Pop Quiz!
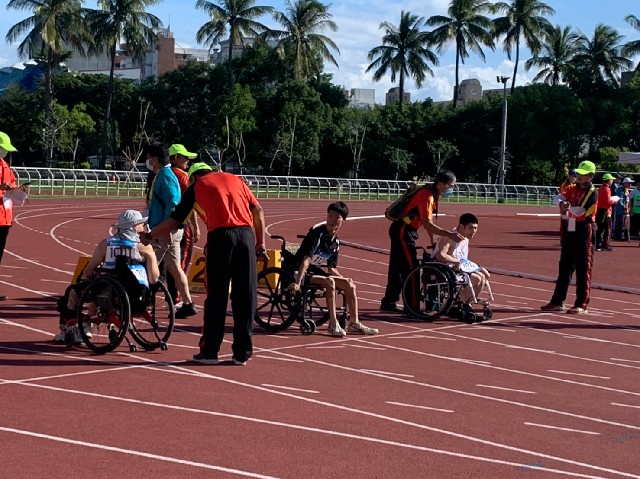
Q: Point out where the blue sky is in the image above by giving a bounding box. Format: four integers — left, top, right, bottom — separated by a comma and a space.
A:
1, 0, 639, 102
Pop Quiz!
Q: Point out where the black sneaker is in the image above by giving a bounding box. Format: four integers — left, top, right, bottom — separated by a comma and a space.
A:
175, 302, 197, 319
192, 353, 218, 365
379, 303, 402, 313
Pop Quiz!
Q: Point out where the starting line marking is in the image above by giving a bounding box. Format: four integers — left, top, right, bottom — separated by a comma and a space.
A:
547, 370, 610, 380
386, 401, 454, 413
524, 422, 600, 436
476, 384, 537, 395
610, 358, 640, 365
256, 356, 304, 363
361, 369, 415, 378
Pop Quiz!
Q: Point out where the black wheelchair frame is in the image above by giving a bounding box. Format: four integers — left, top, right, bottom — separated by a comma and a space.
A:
58, 254, 175, 354
401, 247, 493, 324
254, 235, 348, 335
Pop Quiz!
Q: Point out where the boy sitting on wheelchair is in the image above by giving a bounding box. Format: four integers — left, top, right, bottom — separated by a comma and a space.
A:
286, 202, 379, 337
431, 213, 490, 308
54, 209, 160, 342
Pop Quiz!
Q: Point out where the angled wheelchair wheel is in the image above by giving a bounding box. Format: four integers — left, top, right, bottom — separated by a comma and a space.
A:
299, 319, 316, 335
77, 276, 130, 354
255, 267, 299, 332
402, 263, 456, 321
129, 281, 175, 351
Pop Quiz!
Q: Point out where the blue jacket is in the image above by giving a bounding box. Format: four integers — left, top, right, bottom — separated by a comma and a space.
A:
148, 165, 181, 228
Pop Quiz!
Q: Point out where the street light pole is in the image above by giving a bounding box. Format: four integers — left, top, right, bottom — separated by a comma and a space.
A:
497, 76, 510, 190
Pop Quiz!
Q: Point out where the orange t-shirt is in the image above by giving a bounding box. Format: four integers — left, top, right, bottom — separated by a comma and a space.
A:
0, 158, 17, 226
171, 167, 189, 193
403, 187, 437, 230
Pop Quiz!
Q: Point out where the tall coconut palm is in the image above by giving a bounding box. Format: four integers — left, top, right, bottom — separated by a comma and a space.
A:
427, 0, 495, 107
366, 11, 438, 108
86, 0, 162, 167
568, 24, 632, 89
622, 14, 640, 67
525, 24, 579, 85
268, 0, 339, 81
491, 0, 555, 93
6, 0, 89, 163
195, 0, 273, 84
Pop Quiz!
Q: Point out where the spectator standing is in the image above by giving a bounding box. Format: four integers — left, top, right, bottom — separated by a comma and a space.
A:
0, 132, 18, 301
146, 145, 197, 318
143, 169, 266, 366
541, 161, 598, 314
379, 170, 463, 318
612, 177, 633, 241
628, 180, 640, 238
595, 173, 616, 251
559, 169, 577, 196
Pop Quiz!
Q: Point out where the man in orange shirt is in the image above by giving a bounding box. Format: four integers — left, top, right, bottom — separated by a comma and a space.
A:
542, 161, 598, 314
166, 144, 200, 307
380, 170, 464, 318
144, 169, 266, 366
0, 132, 19, 301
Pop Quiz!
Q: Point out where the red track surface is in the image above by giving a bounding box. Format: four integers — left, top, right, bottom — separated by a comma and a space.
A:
0, 198, 638, 479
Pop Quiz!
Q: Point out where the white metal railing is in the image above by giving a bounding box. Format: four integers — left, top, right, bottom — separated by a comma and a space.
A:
11, 167, 560, 204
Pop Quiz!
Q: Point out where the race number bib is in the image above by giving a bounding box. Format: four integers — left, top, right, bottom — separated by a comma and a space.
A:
459, 259, 482, 273
128, 264, 149, 287
310, 250, 331, 266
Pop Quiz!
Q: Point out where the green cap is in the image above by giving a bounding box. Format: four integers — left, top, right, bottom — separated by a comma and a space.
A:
574, 160, 596, 175
0, 131, 17, 152
188, 162, 213, 178
602, 173, 615, 180
168, 144, 197, 159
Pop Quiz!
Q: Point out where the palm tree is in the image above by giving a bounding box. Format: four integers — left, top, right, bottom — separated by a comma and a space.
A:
427, 0, 495, 107
195, 0, 273, 83
568, 24, 632, 89
622, 14, 640, 68
267, 0, 339, 81
366, 11, 438, 108
6, 0, 89, 164
85, 0, 162, 167
525, 24, 579, 85
491, 0, 555, 93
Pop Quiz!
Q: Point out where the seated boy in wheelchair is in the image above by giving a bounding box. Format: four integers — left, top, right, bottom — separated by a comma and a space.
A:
431, 213, 491, 314
54, 209, 160, 342
286, 202, 379, 337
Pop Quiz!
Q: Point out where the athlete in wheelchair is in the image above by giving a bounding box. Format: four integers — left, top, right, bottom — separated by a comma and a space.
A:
55, 210, 175, 353
402, 213, 493, 323
255, 202, 378, 336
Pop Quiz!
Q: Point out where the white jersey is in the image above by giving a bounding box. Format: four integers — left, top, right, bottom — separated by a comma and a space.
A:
432, 228, 469, 261
103, 236, 148, 287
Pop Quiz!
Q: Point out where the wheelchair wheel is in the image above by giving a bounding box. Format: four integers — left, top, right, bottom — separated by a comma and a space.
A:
300, 319, 316, 335
402, 263, 456, 321
77, 276, 130, 354
129, 281, 175, 351
255, 267, 299, 332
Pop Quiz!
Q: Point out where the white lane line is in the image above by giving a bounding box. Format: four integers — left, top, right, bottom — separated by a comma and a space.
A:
611, 403, 640, 410
0, 274, 13, 278
524, 423, 600, 436
466, 327, 516, 333
256, 356, 304, 363
386, 401, 454, 413
41, 279, 71, 284
476, 385, 537, 395
260, 384, 320, 394
0, 265, 26, 269
347, 344, 387, 351
391, 335, 456, 340
0, 426, 281, 479
547, 370, 610, 380
306, 345, 345, 349
610, 358, 640, 364
361, 369, 415, 378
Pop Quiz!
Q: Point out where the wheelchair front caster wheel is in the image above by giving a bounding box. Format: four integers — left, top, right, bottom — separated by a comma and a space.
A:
300, 319, 316, 335
129, 344, 138, 352
483, 308, 493, 321
160, 342, 168, 351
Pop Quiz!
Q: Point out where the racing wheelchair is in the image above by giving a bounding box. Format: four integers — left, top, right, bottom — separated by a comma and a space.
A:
57, 248, 175, 354
402, 247, 493, 324
254, 235, 348, 335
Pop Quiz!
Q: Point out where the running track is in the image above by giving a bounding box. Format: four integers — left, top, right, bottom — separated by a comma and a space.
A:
0, 199, 638, 479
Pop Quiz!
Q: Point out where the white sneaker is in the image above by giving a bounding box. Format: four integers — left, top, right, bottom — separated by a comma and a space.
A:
347, 322, 379, 335
53, 325, 82, 343
328, 323, 346, 337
